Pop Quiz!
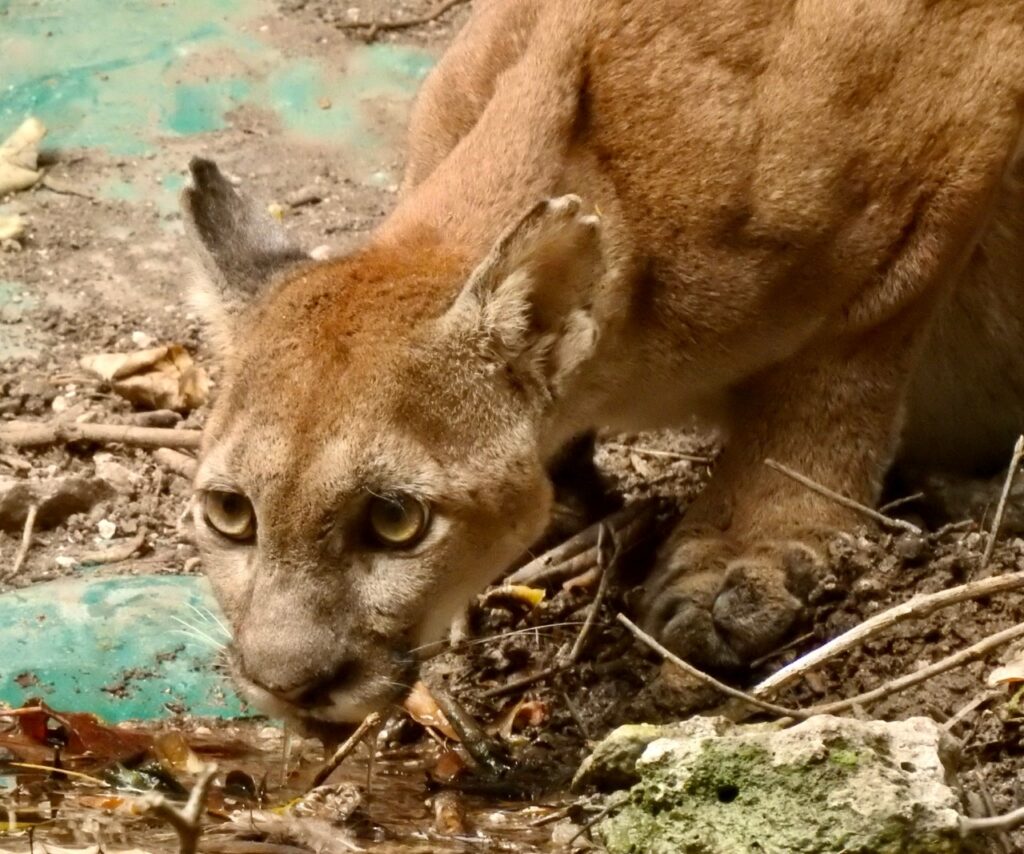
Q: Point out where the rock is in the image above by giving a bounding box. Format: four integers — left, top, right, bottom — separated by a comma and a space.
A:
0, 476, 115, 532
93, 452, 141, 494
132, 409, 182, 427
285, 184, 323, 208
585, 715, 975, 854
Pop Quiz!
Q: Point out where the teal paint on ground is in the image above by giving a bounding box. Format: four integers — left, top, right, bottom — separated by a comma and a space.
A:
0, 1, 435, 157
0, 575, 247, 722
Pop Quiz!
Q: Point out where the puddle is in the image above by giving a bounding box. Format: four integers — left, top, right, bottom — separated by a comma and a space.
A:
0, 718, 566, 852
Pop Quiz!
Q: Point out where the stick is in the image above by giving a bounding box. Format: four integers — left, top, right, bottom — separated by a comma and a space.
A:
154, 447, 199, 479
961, 803, 1024, 835
615, 613, 811, 719
982, 435, 1024, 568
602, 442, 713, 464
482, 525, 618, 700
805, 620, 1024, 716
764, 458, 921, 535
336, 0, 468, 33
0, 420, 201, 450
754, 570, 1024, 697
6, 504, 38, 580
506, 501, 655, 587
428, 686, 513, 776
309, 712, 381, 789
141, 763, 217, 854
75, 529, 146, 566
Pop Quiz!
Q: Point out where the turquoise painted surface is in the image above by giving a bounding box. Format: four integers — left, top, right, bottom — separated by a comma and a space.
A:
0, 575, 246, 722
0, 0, 434, 155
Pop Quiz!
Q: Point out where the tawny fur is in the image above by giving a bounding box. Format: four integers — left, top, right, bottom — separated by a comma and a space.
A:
186, 0, 1024, 724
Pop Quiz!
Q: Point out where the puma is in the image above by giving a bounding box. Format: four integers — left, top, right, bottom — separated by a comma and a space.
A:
183, 0, 1024, 731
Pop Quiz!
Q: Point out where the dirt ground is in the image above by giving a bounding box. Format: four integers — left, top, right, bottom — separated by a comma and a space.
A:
2, 1, 1024, 852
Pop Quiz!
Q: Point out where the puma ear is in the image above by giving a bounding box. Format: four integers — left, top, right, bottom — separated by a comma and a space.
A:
181, 158, 308, 332
445, 195, 605, 395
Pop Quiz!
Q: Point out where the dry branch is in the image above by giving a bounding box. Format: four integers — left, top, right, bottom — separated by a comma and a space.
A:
754, 569, 1024, 698
155, 447, 199, 479
0, 420, 201, 450
982, 435, 1024, 568
76, 529, 147, 566
6, 503, 37, 580
310, 712, 381, 789
506, 500, 656, 588
142, 763, 218, 854
764, 458, 921, 535
603, 441, 713, 464
961, 803, 1024, 835
805, 620, 1024, 716
482, 524, 618, 700
615, 613, 812, 719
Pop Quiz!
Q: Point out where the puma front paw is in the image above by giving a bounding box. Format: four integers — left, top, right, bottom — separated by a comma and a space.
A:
640, 533, 823, 670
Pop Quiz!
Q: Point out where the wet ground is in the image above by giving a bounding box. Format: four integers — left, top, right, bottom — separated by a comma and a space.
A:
3, 1, 1024, 851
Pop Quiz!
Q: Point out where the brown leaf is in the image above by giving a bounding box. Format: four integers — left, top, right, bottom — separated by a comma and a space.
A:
80, 344, 209, 412
402, 681, 460, 741
0, 701, 152, 762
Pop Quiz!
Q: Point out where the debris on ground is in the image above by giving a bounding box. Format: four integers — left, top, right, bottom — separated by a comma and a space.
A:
79, 345, 210, 412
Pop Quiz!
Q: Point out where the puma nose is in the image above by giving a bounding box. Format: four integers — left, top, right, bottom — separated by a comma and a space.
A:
245, 658, 360, 707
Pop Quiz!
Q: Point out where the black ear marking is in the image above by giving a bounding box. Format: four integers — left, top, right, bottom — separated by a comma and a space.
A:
182, 157, 307, 304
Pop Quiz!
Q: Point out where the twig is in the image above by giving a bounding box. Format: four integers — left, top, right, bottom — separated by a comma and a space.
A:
805, 620, 1024, 716
615, 613, 811, 719
602, 442, 713, 464
428, 687, 513, 776
482, 525, 618, 700
506, 500, 656, 587
982, 435, 1024, 568
154, 447, 199, 479
75, 529, 146, 566
7, 504, 38, 580
754, 570, 1024, 698
878, 492, 925, 514
764, 458, 921, 535
0, 420, 201, 450
310, 712, 381, 789
336, 0, 468, 34
141, 763, 218, 854
960, 803, 1024, 835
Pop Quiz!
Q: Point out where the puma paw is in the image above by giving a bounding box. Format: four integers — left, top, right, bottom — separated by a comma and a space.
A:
640, 535, 823, 670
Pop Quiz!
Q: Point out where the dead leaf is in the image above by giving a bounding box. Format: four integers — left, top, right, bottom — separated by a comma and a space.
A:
0, 117, 45, 196
988, 656, 1024, 686
79, 344, 209, 412
402, 681, 460, 740
491, 698, 550, 739
430, 748, 468, 784
481, 584, 546, 610
152, 730, 205, 774
0, 701, 152, 763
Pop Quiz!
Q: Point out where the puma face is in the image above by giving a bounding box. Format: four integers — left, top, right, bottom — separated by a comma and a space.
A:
182, 160, 604, 731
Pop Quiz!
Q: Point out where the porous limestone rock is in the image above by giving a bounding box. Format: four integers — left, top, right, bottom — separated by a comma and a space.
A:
583, 714, 975, 854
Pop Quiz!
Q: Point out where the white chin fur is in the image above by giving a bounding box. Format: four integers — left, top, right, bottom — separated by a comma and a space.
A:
237, 675, 390, 726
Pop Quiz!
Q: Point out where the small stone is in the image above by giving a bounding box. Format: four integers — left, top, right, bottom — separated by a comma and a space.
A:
309, 244, 331, 261
55, 555, 77, 569
0, 304, 22, 324
318, 97, 332, 110
50, 395, 70, 413
97, 518, 116, 540
285, 185, 323, 208
93, 452, 140, 494
131, 330, 155, 349
132, 409, 182, 427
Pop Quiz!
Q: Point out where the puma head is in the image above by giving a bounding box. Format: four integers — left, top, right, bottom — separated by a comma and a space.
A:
182, 159, 604, 732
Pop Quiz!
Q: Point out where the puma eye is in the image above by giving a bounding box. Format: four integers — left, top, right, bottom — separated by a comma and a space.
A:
367, 494, 430, 548
203, 491, 256, 541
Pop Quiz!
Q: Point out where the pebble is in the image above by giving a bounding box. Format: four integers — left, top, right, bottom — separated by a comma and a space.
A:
97, 518, 117, 540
